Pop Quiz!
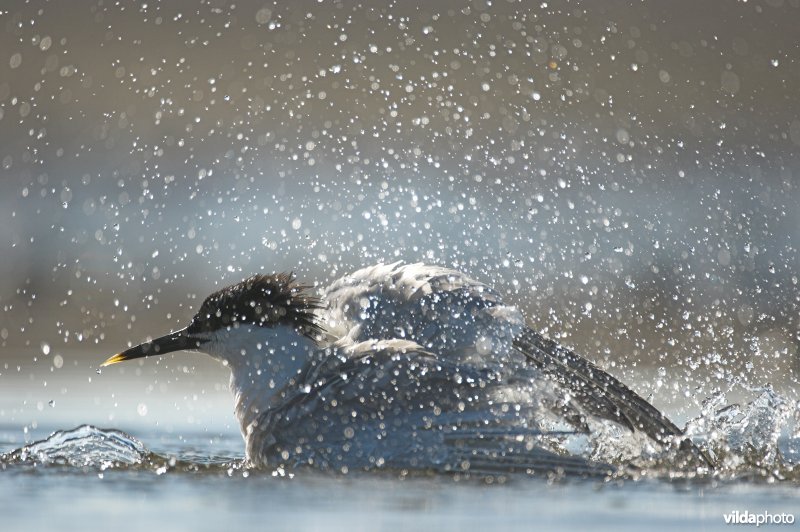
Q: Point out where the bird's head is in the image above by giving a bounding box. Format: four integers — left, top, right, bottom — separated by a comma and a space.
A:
102, 273, 322, 369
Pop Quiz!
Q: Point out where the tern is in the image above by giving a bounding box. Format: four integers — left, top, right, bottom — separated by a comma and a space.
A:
103, 262, 708, 473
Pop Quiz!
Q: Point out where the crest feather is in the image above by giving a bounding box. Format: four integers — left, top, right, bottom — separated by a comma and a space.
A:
188, 273, 322, 336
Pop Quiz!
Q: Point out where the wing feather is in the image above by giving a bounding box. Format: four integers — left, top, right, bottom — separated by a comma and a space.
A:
513, 327, 711, 465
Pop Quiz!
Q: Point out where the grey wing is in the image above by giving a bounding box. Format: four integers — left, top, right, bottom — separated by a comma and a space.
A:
266, 340, 503, 430
254, 341, 599, 474
321, 262, 524, 362
513, 327, 711, 465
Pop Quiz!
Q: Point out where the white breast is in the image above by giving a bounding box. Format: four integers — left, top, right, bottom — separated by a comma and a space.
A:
200, 325, 318, 441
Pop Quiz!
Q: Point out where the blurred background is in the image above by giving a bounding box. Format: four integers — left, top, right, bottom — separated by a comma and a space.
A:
1, 0, 798, 436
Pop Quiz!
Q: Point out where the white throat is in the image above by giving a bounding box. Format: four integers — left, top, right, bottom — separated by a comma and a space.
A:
200, 325, 318, 439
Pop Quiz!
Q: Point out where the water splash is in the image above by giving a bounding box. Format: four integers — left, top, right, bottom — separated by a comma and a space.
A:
2, 425, 148, 469
685, 385, 799, 481
1, 425, 245, 476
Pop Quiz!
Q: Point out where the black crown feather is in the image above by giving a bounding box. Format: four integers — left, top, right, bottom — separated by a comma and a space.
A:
187, 273, 322, 336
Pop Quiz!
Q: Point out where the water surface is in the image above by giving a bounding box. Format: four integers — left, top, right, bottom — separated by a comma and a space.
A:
2, 425, 798, 532
2, 358, 799, 532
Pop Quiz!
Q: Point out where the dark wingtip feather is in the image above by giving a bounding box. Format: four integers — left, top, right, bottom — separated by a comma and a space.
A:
514, 328, 713, 467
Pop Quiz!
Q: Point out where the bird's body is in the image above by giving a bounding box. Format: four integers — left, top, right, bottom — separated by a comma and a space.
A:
104, 262, 707, 474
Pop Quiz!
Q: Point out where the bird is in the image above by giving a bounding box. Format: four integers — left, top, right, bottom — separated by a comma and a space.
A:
102, 262, 709, 474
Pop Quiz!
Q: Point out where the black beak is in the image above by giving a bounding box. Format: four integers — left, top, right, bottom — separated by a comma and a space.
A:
101, 327, 206, 366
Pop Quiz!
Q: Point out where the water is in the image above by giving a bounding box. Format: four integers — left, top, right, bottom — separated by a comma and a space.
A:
1, 426, 798, 532
2, 366, 800, 531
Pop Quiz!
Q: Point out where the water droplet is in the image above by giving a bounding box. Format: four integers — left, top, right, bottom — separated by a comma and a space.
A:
255, 7, 272, 24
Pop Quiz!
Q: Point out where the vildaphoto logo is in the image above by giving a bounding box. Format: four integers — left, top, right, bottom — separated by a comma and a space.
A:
723, 511, 795, 526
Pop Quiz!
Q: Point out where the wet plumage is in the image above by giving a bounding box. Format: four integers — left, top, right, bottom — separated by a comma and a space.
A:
104, 262, 707, 473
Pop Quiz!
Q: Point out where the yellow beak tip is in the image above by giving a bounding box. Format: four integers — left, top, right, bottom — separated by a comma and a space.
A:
100, 353, 127, 367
